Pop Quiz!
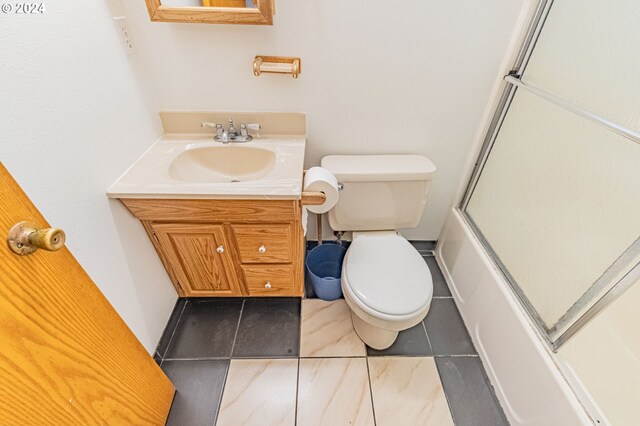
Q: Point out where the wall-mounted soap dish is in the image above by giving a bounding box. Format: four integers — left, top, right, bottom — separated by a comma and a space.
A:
253, 56, 301, 79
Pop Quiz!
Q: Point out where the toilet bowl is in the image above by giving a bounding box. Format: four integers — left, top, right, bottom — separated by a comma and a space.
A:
341, 231, 432, 349
321, 154, 437, 349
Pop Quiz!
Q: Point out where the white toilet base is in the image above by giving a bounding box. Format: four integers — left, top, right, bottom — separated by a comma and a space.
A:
343, 285, 431, 350
350, 310, 399, 349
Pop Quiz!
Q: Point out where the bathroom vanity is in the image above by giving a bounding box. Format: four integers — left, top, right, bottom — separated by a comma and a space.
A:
108, 111, 312, 297
120, 198, 304, 297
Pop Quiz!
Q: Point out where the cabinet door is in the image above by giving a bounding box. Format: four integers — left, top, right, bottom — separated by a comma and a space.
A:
152, 223, 242, 296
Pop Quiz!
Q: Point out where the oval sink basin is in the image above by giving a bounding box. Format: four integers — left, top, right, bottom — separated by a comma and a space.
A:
169, 146, 276, 183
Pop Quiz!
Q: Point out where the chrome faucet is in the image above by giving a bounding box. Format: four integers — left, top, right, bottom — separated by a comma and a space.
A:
226, 119, 238, 139
201, 119, 262, 144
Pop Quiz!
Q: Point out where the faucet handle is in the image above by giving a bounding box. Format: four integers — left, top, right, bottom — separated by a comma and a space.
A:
202, 122, 225, 138
245, 123, 262, 138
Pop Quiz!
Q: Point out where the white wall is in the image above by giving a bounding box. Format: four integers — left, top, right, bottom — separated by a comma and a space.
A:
0, 0, 177, 352
125, 0, 528, 240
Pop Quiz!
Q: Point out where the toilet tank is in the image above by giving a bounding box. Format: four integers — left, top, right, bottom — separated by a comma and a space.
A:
320, 155, 436, 231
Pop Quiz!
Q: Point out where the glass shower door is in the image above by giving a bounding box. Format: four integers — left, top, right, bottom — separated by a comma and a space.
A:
461, 0, 640, 349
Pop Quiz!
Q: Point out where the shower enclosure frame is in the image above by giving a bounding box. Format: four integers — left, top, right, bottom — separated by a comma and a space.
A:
457, 0, 640, 351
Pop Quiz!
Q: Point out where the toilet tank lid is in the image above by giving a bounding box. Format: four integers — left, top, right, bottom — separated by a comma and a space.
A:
321, 155, 436, 181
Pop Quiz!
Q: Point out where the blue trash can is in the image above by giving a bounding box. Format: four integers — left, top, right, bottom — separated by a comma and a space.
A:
305, 243, 347, 301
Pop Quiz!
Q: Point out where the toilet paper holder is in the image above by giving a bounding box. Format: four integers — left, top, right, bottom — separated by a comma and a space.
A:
253, 56, 301, 79
301, 183, 343, 245
301, 167, 343, 244
301, 191, 327, 206
300, 182, 343, 206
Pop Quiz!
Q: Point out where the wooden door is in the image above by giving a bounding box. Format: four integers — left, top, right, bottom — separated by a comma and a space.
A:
0, 164, 174, 425
152, 223, 242, 296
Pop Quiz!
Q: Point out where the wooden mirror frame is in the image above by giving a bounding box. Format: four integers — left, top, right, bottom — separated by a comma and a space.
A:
144, 0, 274, 25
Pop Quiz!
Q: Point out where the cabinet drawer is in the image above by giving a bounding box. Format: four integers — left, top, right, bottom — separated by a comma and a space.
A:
243, 265, 295, 296
231, 224, 293, 263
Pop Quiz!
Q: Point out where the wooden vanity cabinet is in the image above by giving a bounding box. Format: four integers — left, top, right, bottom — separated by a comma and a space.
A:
120, 198, 305, 298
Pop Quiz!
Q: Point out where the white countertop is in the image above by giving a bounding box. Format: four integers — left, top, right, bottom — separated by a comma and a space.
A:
107, 134, 306, 200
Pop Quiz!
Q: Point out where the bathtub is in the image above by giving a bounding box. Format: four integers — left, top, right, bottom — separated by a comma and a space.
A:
436, 209, 593, 425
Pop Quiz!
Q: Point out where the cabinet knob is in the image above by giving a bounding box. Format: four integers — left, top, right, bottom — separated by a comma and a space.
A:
265, 281, 272, 289
216, 245, 224, 253
258, 245, 266, 253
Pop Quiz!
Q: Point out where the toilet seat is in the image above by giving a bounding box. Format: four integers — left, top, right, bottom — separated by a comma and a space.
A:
342, 232, 432, 320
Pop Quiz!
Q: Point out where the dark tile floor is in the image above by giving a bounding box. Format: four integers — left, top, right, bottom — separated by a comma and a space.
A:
165, 298, 243, 359
232, 298, 301, 358
366, 322, 433, 357
155, 253, 508, 426
162, 360, 228, 426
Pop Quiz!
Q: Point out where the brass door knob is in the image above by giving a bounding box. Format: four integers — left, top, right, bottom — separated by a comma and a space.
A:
7, 221, 66, 256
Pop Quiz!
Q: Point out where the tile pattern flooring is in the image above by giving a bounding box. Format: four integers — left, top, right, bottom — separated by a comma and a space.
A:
155, 256, 508, 425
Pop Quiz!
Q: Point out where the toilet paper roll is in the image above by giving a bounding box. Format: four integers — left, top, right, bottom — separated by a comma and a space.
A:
302, 207, 308, 236
303, 166, 339, 214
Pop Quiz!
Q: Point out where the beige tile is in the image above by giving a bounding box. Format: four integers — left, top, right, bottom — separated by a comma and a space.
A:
297, 358, 374, 426
217, 359, 297, 426
368, 357, 454, 426
300, 299, 366, 357
160, 111, 306, 135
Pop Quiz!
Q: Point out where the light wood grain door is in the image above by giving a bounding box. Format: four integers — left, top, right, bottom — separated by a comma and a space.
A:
152, 223, 242, 296
0, 163, 174, 425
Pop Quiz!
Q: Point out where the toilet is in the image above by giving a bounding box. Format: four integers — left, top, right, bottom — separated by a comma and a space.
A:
321, 154, 437, 349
